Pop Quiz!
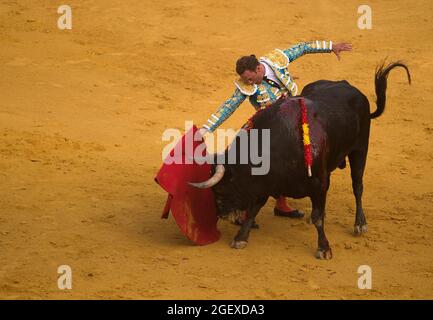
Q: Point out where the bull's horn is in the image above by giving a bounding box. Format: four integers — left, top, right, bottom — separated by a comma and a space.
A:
188, 164, 225, 189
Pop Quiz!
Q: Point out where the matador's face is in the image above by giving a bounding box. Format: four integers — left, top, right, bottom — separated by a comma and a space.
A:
240, 64, 265, 85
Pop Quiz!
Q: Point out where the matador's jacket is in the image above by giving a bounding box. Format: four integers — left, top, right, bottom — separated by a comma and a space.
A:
203, 41, 333, 133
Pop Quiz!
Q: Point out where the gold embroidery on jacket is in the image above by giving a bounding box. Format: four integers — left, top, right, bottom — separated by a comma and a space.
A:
234, 79, 257, 96
260, 49, 290, 69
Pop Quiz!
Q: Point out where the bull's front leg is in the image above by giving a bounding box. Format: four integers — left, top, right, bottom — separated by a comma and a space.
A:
230, 210, 259, 229
230, 197, 268, 249
310, 176, 333, 260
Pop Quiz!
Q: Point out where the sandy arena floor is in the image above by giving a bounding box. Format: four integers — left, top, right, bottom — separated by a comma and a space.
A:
1, 0, 432, 299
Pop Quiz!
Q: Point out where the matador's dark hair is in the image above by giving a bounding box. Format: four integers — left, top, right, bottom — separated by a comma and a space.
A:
236, 55, 259, 75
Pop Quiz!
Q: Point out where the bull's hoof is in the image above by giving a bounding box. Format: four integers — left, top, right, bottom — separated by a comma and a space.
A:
315, 248, 333, 260
354, 224, 368, 236
230, 240, 248, 249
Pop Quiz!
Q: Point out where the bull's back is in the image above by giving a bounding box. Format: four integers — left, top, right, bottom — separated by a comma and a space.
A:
246, 80, 371, 198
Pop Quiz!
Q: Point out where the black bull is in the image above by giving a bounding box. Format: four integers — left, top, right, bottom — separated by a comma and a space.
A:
190, 62, 411, 259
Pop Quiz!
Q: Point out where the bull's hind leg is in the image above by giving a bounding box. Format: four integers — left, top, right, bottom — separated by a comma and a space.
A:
310, 175, 332, 260
348, 149, 368, 235
230, 197, 268, 249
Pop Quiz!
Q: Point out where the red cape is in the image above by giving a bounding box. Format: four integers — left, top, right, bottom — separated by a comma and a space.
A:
155, 125, 220, 245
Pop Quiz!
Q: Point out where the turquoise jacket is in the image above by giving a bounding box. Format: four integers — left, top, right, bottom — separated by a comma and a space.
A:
203, 41, 333, 132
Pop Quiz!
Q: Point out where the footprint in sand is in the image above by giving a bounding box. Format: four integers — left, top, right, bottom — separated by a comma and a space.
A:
424, 127, 433, 134
65, 59, 92, 65
5, 57, 30, 66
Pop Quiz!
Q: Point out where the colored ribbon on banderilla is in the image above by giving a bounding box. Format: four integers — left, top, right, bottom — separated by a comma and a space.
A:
299, 98, 313, 177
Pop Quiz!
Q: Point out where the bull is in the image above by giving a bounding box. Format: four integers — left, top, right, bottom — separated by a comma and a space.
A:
190, 62, 411, 259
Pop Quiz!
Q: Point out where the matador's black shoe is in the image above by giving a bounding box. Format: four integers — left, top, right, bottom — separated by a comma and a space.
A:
274, 208, 305, 219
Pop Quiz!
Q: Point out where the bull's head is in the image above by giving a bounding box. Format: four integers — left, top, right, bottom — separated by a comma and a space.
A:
189, 164, 247, 218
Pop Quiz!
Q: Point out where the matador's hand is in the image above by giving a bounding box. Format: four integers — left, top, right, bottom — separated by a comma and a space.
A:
332, 42, 352, 60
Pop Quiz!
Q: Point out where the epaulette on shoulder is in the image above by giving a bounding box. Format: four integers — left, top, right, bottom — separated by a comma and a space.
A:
260, 49, 290, 69
234, 79, 257, 96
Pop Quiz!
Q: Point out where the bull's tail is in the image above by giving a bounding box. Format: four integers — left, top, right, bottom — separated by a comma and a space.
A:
371, 61, 411, 119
